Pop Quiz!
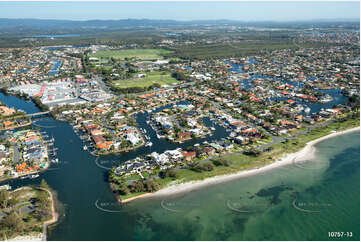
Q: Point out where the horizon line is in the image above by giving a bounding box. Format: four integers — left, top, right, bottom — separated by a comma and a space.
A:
0, 17, 360, 23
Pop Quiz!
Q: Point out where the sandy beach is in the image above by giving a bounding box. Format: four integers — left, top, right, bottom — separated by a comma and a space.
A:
150, 126, 360, 197
122, 193, 152, 203
8, 233, 43, 241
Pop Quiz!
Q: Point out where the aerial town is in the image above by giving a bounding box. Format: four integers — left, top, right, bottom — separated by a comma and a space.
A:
0, 27, 358, 202
0, 1, 359, 240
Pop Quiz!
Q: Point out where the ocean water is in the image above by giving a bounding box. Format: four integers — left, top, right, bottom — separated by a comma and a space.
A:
127, 131, 360, 241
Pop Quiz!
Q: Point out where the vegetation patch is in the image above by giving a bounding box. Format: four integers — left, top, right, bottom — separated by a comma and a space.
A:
90, 49, 173, 60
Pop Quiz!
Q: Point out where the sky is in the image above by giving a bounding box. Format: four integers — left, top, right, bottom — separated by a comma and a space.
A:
0, 1, 359, 21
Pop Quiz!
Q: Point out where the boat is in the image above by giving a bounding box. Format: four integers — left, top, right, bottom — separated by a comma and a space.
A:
30, 174, 39, 179
295, 104, 304, 112
145, 142, 153, 147
210, 127, 216, 131
83, 145, 88, 151
319, 94, 333, 103
0, 184, 11, 191
21, 175, 31, 179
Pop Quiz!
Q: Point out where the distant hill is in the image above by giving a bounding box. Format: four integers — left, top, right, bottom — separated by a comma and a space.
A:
0, 18, 358, 37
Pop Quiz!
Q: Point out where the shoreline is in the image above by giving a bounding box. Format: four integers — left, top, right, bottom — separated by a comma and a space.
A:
121, 193, 153, 203
41, 187, 58, 241
0, 162, 51, 183
132, 126, 360, 200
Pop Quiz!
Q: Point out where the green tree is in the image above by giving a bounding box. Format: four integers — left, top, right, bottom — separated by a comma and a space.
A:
212, 158, 230, 167
40, 179, 49, 189
0, 190, 9, 209
118, 183, 130, 195
200, 163, 214, 171
143, 180, 160, 192
160, 169, 177, 179
1, 211, 24, 232
129, 180, 145, 193
171, 71, 186, 81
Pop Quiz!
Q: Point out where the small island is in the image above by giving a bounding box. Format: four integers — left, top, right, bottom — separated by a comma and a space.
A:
0, 180, 56, 240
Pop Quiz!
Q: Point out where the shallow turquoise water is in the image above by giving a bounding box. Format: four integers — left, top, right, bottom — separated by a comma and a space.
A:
129, 131, 360, 241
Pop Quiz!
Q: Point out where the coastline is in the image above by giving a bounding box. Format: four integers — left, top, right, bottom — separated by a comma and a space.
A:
41, 187, 58, 241
121, 193, 153, 203
141, 126, 360, 198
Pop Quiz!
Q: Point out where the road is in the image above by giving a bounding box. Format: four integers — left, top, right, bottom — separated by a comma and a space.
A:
0, 202, 35, 219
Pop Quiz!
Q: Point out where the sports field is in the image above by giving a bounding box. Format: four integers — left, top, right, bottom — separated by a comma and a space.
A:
110, 71, 178, 89
90, 49, 172, 60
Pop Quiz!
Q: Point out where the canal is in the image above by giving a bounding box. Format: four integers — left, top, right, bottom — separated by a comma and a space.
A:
0, 92, 230, 240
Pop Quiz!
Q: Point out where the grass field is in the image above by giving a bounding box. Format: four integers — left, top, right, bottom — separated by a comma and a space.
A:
90, 49, 173, 60
110, 71, 178, 89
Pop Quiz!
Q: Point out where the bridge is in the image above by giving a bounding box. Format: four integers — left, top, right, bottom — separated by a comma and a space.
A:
25, 111, 50, 117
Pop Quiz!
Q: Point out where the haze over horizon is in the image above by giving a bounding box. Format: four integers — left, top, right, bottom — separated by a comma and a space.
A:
0, 1, 359, 22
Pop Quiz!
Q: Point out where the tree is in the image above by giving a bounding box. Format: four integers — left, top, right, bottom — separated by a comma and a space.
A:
7, 198, 18, 208
212, 158, 230, 167
1, 211, 24, 232
143, 180, 160, 192
37, 191, 49, 207
0, 190, 9, 209
171, 71, 186, 81
118, 183, 129, 195
33, 205, 51, 221
200, 163, 214, 171
40, 179, 49, 189
244, 148, 261, 157
129, 180, 145, 193
160, 169, 177, 179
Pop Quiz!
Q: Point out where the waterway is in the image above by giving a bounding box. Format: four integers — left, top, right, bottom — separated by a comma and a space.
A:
228, 63, 348, 115
0, 93, 358, 240
48, 59, 63, 76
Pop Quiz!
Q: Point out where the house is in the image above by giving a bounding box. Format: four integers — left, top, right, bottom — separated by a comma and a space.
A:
126, 133, 141, 145
0, 106, 16, 116
234, 135, 248, 144
178, 132, 192, 141
180, 151, 196, 161
92, 135, 106, 145
3, 121, 14, 129
209, 143, 224, 151
204, 147, 216, 156
295, 115, 303, 122
223, 142, 234, 150
151, 152, 169, 165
